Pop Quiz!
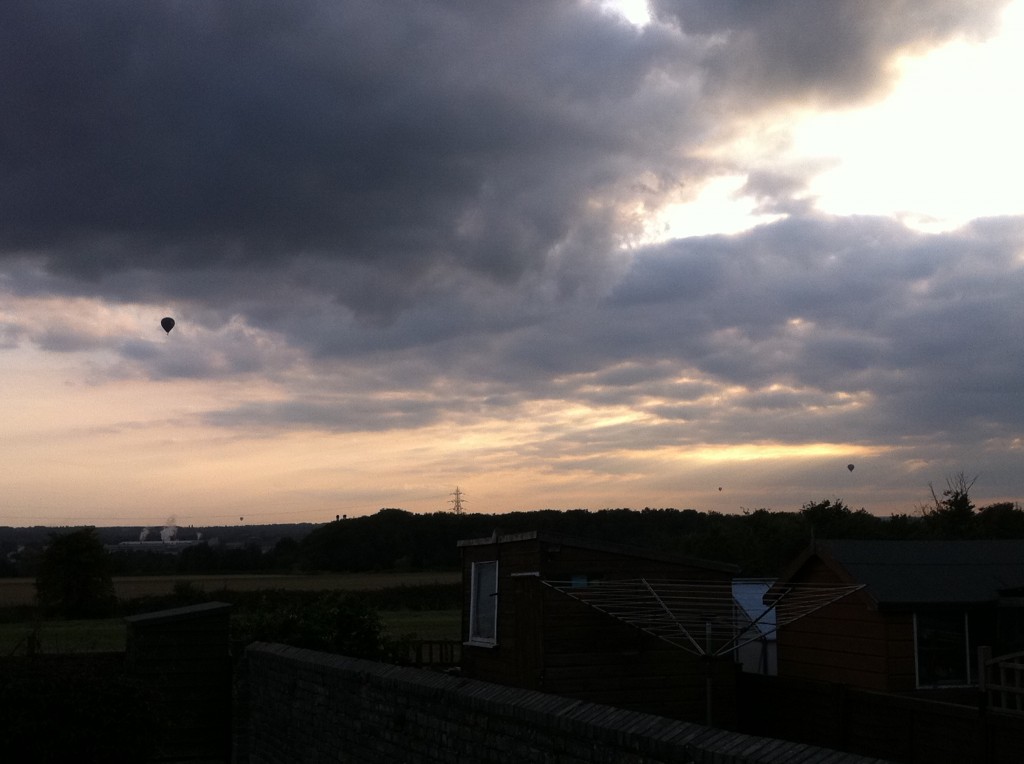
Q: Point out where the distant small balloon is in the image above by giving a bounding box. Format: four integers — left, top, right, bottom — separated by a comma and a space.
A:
718, 487, 723, 491
847, 464, 855, 472
161, 317, 175, 334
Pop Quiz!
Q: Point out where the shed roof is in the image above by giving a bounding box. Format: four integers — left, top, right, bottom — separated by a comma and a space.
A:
123, 601, 231, 625
457, 530, 738, 574
792, 540, 1024, 607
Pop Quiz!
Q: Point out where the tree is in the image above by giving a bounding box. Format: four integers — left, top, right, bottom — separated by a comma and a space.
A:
922, 472, 978, 538
799, 498, 881, 540
35, 528, 117, 618
975, 502, 1024, 538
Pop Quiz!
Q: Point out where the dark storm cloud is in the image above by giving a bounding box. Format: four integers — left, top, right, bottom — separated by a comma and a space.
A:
0, 0, 696, 315
4, 1, 1005, 314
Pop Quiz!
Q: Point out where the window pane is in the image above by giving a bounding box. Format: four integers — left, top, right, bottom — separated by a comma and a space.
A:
917, 611, 968, 686
471, 561, 497, 642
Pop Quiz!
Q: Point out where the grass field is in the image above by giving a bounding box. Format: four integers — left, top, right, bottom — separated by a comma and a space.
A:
380, 609, 461, 641
0, 609, 462, 655
0, 619, 128, 654
0, 570, 461, 606
0, 571, 463, 655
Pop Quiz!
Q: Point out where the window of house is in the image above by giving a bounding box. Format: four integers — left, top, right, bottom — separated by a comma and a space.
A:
916, 611, 971, 687
469, 560, 498, 645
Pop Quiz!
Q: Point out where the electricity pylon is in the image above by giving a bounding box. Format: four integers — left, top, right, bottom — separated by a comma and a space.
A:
449, 486, 467, 515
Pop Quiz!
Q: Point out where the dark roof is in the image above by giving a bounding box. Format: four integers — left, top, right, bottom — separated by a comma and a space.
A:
810, 540, 1024, 606
457, 530, 738, 574
123, 601, 231, 625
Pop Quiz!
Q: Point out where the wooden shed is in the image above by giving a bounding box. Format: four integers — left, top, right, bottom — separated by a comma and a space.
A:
458, 530, 741, 725
775, 540, 1024, 693
125, 601, 233, 761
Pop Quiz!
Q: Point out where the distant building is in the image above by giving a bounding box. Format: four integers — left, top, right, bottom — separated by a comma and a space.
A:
109, 540, 204, 555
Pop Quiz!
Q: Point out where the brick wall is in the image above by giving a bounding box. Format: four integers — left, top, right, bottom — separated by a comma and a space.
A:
244, 642, 889, 763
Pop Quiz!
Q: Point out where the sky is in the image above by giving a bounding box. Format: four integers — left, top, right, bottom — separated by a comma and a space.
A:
2, 0, 1023, 527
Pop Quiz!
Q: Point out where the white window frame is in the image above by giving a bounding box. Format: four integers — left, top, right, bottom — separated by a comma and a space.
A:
468, 560, 499, 646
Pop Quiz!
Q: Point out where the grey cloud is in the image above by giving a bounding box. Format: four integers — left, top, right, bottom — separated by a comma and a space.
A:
741, 169, 824, 216
2, 0, 1011, 323
12, 1, 1003, 321
204, 394, 445, 434
180, 211, 1024, 464
30, 326, 106, 353
650, 0, 1008, 106
474, 215, 1023, 445
0, 0, 696, 316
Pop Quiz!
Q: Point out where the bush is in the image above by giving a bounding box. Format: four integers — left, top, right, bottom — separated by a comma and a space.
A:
230, 590, 391, 660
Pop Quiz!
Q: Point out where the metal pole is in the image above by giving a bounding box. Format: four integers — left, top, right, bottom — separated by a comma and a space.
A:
705, 620, 713, 726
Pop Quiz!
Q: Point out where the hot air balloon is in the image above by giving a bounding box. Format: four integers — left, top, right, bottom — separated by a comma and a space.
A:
847, 464, 855, 472
161, 317, 175, 334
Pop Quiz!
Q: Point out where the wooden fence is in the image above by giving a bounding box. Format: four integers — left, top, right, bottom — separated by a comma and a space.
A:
400, 638, 461, 669
980, 647, 1024, 714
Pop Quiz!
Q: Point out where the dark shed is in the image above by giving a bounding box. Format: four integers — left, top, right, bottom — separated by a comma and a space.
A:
125, 601, 233, 761
458, 530, 741, 724
775, 540, 1024, 692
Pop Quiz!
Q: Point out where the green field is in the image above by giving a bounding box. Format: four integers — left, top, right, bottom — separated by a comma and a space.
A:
380, 608, 461, 641
0, 570, 461, 606
0, 571, 462, 655
0, 609, 461, 655
0, 619, 128, 654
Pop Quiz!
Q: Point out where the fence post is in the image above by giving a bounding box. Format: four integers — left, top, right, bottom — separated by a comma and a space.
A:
978, 646, 991, 764
978, 646, 991, 709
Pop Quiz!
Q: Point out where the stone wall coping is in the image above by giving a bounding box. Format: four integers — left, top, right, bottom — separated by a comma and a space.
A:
245, 642, 890, 764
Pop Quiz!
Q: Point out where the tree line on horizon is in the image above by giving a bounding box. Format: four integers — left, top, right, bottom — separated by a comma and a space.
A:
7, 474, 1022, 580
300, 474, 1024, 576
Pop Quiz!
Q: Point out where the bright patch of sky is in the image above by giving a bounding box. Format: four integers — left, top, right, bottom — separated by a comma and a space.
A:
596, 0, 651, 27
640, 176, 787, 241
641, 0, 1024, 239
792, 0, 1024, 232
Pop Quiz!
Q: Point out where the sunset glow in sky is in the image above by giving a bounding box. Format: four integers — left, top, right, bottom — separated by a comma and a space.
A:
2, 1, 1022, 526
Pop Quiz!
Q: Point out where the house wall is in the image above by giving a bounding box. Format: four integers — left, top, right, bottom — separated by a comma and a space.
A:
776, 557, 915, 692
460, 537, 541, 688
883, 613, 917, 691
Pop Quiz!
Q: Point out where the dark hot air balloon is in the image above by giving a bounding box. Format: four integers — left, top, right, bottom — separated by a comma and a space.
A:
847, 464, 855, 472
161, 317, 175, 334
